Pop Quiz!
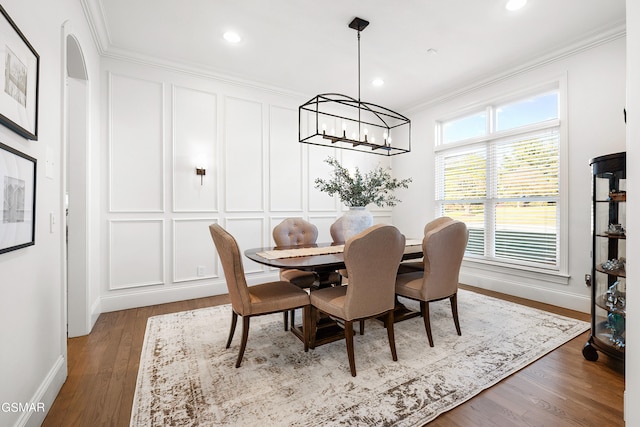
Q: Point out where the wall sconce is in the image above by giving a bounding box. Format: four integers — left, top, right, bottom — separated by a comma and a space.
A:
195, 167, 206, 185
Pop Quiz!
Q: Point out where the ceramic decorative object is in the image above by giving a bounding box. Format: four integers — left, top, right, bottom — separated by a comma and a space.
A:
342, 207, 373, 240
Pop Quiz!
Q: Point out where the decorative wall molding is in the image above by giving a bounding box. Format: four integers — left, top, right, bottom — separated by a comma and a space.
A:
108, 72, 165, 213
224, 96, 264, 212
269, 105, 304, 212
172, 84, 218, 213
173, 218, 219, 283
108, 219, 165, 290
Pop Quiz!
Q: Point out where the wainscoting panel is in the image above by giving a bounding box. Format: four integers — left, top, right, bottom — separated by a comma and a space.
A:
269, 105, 303, 212
109, 73, 164, 212
225, 97, 263, 212
109, 219, 164, 290
225, 217, 265, 274
173, 219, 219, 283
307, 144, 338, 212
173, 85, 218, 212
309, 215, 340, 244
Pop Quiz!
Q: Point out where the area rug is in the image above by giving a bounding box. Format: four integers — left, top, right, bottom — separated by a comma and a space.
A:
130, 289, 588, 426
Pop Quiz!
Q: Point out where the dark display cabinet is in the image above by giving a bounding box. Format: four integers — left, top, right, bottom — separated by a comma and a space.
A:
583, 152, 626, 361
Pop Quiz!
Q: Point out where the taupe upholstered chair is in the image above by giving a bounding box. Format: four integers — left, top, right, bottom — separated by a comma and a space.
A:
273, 218, 319, 289
397, 216, 455, 274
395, 220, 468, 347
209, 224, 310, 368
274, 218, 317, 330
310, 224, 405, 376
274, 218, 341, 330
330, 216, 349, 280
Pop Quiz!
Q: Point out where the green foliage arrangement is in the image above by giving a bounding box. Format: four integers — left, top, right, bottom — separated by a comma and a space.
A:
314, 157, 412, 208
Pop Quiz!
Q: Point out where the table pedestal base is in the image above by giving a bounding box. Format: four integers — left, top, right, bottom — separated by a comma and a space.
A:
291, 316, 346, 348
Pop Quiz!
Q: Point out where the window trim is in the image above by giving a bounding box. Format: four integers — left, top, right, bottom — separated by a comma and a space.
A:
435, 75, 568, 277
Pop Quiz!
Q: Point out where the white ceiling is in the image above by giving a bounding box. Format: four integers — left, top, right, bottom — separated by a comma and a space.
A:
84, 0, 626, 111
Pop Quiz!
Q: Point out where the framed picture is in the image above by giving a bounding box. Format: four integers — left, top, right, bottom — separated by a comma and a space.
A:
0, 141, 36, 254
0, 5, 39, 140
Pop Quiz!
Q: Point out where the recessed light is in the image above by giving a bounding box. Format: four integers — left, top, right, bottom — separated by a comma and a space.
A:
372, 78, 384, 87
505, 0, 527, 11
223, 31, 241, 44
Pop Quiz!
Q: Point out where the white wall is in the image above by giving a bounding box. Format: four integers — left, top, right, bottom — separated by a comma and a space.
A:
0, 1, 100, 426
97, 57, 395, 312
393, 36, 626, 313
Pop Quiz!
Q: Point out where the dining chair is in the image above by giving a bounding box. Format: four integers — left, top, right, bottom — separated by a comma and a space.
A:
273, 218, 340, 330
273, 218, 319, 289
329, 216, 349, 280
310, 224, 405, 376
395, 219, 468, 347
396, 216, 455, 274
209, 224, 310, 368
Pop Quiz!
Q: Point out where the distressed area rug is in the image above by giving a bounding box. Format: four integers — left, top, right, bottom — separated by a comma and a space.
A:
130, 289, 588, 426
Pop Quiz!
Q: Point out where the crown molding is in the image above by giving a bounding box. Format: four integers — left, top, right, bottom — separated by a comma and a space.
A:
100, 45, 309, 101
79, 0, 111, 54
404, 22, 627, 113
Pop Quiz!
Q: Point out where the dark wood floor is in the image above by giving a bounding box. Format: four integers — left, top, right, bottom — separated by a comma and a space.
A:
42, 285, 625, 426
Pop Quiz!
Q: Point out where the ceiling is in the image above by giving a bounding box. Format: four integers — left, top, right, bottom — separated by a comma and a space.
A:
84, 0, 626, 111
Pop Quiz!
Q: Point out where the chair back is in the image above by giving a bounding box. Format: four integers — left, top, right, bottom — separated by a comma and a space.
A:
209, 224, 252, 315
343, 224, 405, 320
421, 220, 468, 300
273, 218, 318, 246
330, 216, 345, 244
425, 216, 455, 234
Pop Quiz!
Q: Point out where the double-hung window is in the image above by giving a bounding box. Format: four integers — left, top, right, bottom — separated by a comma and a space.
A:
435, 87, 561, 270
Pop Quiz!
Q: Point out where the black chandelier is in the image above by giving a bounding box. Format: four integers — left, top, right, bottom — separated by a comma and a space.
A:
298, 17, 411, 156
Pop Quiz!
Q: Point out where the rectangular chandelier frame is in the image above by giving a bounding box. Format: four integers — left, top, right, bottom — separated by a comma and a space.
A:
299, 93, 411, 156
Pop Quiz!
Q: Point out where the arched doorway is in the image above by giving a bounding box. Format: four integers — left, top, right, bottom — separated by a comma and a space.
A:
63, 27, 91, 337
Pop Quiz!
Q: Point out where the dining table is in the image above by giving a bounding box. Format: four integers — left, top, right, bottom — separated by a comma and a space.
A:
244, 238, 424, 346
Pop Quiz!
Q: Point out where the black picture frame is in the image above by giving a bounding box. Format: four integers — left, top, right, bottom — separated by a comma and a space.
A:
0, 5, 39, 140
0, 141, 36, 254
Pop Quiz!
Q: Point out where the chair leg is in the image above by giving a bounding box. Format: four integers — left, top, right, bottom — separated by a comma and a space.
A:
283, 311, 288, 331
345, 320, 356, 377
235, 316, 250, 368
386, 311, 398, 362
303, 305, 310, 352
359, 319, 365, 335
451, 293, 461, 336
420, 301, 434, 347
290, 309, 296, 330
226, 311, 238, 349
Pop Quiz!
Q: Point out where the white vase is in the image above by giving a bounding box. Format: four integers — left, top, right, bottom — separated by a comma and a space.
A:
342, 207, 373, 241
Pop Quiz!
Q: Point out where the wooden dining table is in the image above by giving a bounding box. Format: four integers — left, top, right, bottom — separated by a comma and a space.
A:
244, 239, 424, 346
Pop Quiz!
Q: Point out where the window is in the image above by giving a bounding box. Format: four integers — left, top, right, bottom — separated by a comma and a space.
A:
436, 88, 561, 270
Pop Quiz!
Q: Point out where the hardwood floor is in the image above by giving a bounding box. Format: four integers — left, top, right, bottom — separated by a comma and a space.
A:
42, 285, 624, 426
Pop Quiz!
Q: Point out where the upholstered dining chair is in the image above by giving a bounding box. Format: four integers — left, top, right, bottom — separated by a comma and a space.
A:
209, 224, 310, 368
396, 216, 455, 275
273, 218, 319, 289
395, 219, 468, 347
310, 224, 406, 376
329, 216, 349, 280
273, 218, 340, 330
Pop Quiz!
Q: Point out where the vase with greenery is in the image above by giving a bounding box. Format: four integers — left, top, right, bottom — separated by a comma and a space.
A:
314, 157, 412, 239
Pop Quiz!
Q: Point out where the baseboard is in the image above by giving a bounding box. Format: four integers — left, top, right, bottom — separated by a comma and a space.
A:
100, 280, 230, 313
89, 297, 101, 331
459, 271, 590, 313
12, 355, 66, 427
